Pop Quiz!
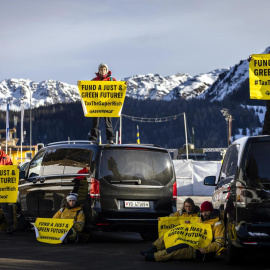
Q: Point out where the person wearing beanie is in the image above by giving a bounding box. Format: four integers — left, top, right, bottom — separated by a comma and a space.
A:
140, 197, 200, 258
89, 63, 116, 144
53, 193, 85, 244
142, 201, 225, 262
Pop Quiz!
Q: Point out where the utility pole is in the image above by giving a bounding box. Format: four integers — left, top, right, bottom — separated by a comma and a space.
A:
192, 127, 195, 146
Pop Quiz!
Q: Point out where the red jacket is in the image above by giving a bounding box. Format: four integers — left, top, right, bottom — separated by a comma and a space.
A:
0, 150, 13, 165
92, 70, 116, 81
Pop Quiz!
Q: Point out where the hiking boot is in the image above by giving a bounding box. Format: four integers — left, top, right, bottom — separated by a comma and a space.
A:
140, 245, 157, 256
145, 253, 156, 261
108, 140, 115, 145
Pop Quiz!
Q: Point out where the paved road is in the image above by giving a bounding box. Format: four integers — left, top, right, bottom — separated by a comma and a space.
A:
0, 230, 269, 270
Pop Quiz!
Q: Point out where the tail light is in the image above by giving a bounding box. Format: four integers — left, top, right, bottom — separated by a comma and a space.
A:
173, 182, 177, 200
90, 177, 100, 198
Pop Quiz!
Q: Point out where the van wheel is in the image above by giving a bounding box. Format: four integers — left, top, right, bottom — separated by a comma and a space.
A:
140, 230, 158, 241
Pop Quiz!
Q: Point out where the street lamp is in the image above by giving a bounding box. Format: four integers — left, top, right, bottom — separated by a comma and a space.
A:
24, 87, 32, 158
5, 97, 13, 153
220, 108, 233, 146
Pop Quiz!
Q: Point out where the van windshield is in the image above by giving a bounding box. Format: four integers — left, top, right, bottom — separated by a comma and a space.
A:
246, 141, 270, 190
99, 148, 174, 186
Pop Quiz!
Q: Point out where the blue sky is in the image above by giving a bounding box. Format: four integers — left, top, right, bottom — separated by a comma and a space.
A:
1, 0, 269, 84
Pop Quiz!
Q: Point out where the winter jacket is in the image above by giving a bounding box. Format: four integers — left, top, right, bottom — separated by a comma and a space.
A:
0, 150, 13, 165
92, 70, 116, 81
198, 210, 225, 253
170, 205, 200, 217
53, 204, 85, 232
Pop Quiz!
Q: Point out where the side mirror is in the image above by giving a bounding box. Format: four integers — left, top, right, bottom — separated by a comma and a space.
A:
19, 170, 26, 180
204, 176, 216, 186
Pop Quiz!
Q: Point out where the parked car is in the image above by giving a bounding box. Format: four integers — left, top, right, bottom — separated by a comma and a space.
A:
18, 141, 177, 240
204, 135, 270, 264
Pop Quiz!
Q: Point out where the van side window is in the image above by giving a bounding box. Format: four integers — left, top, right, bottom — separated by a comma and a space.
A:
220, 147, 232, 179
28, 150, 46, 178
220, 144, 239, 180
64, 149, 92, 174
226, 145, 238, 177
42, 148, 68, 175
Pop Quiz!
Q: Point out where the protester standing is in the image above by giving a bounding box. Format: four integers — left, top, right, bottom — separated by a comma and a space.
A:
0, 149, 16, 234
89, 63, 116, 144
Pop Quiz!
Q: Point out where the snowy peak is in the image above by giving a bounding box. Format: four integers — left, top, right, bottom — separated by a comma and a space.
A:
0, 79, 80, 110
164, 68, 227, 100
123, 73, 191, 100
202, 46, 270, 101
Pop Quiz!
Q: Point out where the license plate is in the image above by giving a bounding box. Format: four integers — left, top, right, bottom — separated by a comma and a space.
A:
125, 201, 150, 208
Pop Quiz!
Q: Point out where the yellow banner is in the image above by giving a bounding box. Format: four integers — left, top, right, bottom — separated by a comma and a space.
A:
164, 223, 212, 249
34, 218, 74, 244
158, 216, 199, 238
249, 54, 270, 100
0, 165, 19, 203
77, 81, 127, 117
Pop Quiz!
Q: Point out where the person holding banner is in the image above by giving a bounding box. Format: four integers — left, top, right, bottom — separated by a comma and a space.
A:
169, 197, 200, 218
89, 63, 116, 144
53, 193, 85, 243
0, 149, 17, 234
141, 201, 225, 262
142, 198, 200, 257
248, 52, 270, 135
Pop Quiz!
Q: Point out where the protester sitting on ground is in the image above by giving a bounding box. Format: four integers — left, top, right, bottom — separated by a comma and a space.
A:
169, 197, 200, 218
147, 198, 200, 256
140, 201, 225, 262
53, 193, 85, 243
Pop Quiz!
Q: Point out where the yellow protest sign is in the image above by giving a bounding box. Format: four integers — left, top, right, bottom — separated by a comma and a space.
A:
77, 81, 127, 117
249, 54, 270, 100
0, 165, 19, 203
158, 216, 199, 238
34, 218, 74, 244
163, 223, 212, 249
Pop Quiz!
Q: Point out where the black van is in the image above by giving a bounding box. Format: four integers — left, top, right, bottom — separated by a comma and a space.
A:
19, 141, 177, 240
204, 136, 270, 264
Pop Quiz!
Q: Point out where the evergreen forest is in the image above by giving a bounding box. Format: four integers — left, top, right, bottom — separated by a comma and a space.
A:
0, 92, 264, 150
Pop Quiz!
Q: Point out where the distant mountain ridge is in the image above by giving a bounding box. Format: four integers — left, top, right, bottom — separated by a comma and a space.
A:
1, 46, 269, 110
202, 46, 270, 101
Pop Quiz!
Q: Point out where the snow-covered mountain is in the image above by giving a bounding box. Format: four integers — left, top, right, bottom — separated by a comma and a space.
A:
0, 79, 79, 110
122, 73, 191, 100
1, 46, 269, 110
0, 70, 227, 110
202, 46, 270, 101
164, 69, 227, 100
